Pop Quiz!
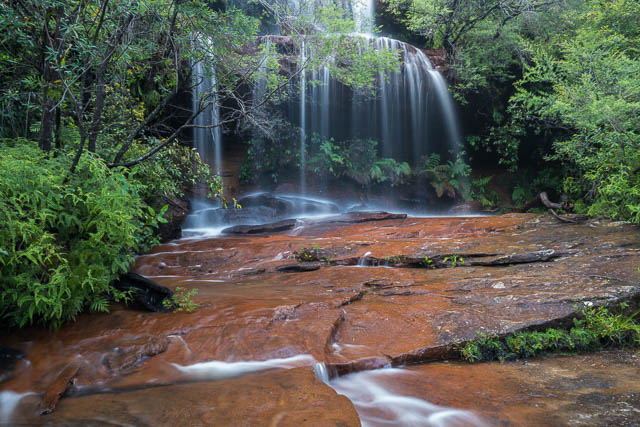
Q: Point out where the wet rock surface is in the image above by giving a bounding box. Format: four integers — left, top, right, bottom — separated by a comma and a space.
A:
0, 347, 24, 384
1, 213, 639, 424
400, 350, 640, 426
223, 218, 298, 234
12, 368, 360, 426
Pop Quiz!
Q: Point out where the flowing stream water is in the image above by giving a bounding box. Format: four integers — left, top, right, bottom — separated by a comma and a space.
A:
314, 364, 485, 427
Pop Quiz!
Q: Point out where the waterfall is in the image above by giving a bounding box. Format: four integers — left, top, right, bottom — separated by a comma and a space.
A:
192, 61, 223, 176
428, 69, 461, 149
299, 41, 307, 197
292, 35, 459, 164
351, 0, 375, 33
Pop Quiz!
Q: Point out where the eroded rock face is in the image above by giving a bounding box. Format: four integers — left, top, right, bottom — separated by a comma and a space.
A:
1, 214, 639, 423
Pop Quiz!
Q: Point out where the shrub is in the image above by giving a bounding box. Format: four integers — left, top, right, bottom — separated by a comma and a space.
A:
0, 141, 164, 328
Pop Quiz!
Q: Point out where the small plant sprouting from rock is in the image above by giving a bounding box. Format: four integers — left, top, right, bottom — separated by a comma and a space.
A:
423, 256, 434, 268
444, 255, 464, 268
459, 304, 640, 363
294, 246, 332, 263
163, 287, 199, 312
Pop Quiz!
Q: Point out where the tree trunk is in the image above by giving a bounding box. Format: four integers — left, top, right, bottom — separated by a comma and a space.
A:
38, 7, 63, 153
38, 87, 54, 152
87, 68, 106, 153
54, 107, 62, 151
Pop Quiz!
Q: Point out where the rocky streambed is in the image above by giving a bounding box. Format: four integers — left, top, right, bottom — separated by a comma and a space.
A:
1, 213, 639, 425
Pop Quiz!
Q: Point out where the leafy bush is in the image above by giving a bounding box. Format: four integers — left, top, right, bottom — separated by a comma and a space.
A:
124, 142, 223, 203
0, 141, 164, 328
371, 158, 412, 187
418, 152, 471, 199
344, 138, 379, 185
470, 176, 500, 209
162, 286, 199, 312
306, 134, 347, 180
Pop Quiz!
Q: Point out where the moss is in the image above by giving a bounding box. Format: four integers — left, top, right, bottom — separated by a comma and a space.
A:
459, 305, 640, 363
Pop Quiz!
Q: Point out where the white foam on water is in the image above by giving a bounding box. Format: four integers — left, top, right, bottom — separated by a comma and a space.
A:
315, 365, 486, 427
172, 354, 315, 380
181, 226, 229, 239
138, 250, 206, 258
0, 391, 35, 424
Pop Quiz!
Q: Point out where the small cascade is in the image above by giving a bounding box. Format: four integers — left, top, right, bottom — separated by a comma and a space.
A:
313, 362, 330, 383
316, 367, 486, 427
357, 251, 373, 266
173, 354, 315, 380
192, 61, 223, 176
0, 391, 35, 425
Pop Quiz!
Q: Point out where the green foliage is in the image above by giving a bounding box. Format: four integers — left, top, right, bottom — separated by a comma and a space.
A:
459, 305, 640, 363
418, 152, 471, 199
241, 131, 413, 189
470, 176, 500, 209
307, 134, 347, 179
294, 246, 331, 263
443, 255, 464, 268
371, 158, 412, 187
503, 0, 640, 222
344, 138, 379, 186
162, 287, 199, 313
0, 141, 163, 328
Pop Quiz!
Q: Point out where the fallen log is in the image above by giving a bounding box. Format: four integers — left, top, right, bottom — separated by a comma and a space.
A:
111, 272, 173, 312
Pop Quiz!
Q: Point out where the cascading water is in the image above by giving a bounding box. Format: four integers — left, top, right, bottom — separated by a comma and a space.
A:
192, 61, 223, 176
313, 363, 486, 427
184, 0, 464, 237
299, 41, 307, 198
292, 35, 459, 165
350, 0, 375, 33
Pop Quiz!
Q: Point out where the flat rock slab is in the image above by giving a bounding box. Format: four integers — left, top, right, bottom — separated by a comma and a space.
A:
13, 368, 360, 426
2, 214, 639, 423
